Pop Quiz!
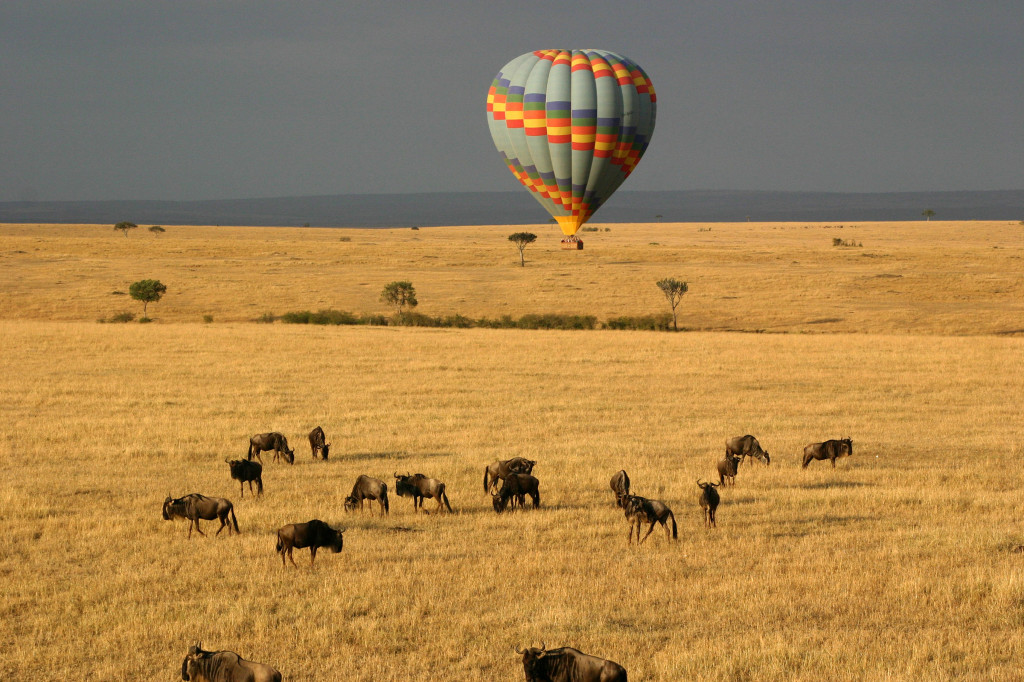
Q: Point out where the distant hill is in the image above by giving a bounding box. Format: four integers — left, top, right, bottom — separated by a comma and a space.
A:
1, 190, 1021, 227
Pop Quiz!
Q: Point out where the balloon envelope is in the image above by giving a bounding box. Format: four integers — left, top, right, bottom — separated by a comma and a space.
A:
486, 49, 657, 236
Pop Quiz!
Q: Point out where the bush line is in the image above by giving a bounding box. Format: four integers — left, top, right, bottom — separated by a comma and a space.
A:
271, 310, 675, 331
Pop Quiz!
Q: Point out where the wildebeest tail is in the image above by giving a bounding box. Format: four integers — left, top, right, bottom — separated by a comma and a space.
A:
483, 467, 490, 493
441, 485, 453, 513
247, 441, 254, 460
669, 511, 678, 539
275, 532, 283, 554
229, 506, 239, 533
382, 484, 389, 514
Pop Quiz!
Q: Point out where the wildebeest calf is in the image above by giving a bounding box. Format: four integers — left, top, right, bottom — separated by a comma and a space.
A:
802, 438, 853, 468
609, 469, 630, 508
492, 473, 540, 513
308, 425, 330, 460
248, 432, 294, 465
181, 643, 281, 682
516, 643, 627, 682
226, 458, 263, 497
394, 472, 453, 513
622, 494, 677, 544
163, 493, 239, 538
697, 479, 720, 528
344, 475, 389, 516
716, 454, 741, 486
276, 519, 344, 567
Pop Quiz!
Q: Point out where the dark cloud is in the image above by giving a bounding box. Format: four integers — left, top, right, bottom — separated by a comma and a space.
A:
1, 1, 1021, 200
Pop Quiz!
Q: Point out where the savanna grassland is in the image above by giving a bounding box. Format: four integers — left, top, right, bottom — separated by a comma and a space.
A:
1, 220, 1022, 681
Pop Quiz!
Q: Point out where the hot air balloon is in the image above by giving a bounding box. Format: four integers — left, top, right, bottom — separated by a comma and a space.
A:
486, 49, 657, 249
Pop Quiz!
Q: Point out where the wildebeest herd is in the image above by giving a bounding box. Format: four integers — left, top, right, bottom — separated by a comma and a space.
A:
167, 429, 853, 679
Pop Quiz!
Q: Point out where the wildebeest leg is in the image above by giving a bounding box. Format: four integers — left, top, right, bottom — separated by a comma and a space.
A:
310, 546, 317, 567
216, 515, 227, 535
831, 457, 836, 469
640, 519, 657, 544
287, 547, 298, 568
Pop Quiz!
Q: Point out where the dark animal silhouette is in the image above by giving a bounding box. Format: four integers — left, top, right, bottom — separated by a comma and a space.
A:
247, 432, 294, 465
484, 457, 536, 493
516, 643, 627, 682
610, 470, 631, 508
181, 642, 281, 682
726, 434, 770, 466
802, 438, 853, 468
622, 494, 677, 544
492, 473, 540, 513
697, 479, 720, 528
226, 458, 263, 497
308, 425, 330, 460
395, 472, 453, 513
344, 475, 389, 516
275, 519, 344, 567
163, 494, 239, 538
716, 455, 741, 486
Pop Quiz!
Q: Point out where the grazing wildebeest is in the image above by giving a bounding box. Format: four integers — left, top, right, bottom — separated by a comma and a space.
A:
492, 473, 540, 513
516, 643, 627, 682
247, 432, 294, 465
275, 519, 344, 568
726, 434, 771, 467
308, 425, 330, 461
484, 457, 536, 494
716, 454, 741, 486
226, 458, 263, 498
697, 479, 720, 528
394, 472, 453, 513
181, 643, 281, 682
802, 438, 853, 468
622, 494, 677, 544
163, 494, 239, 538
609, 470, 630, 508
344, 475, 389, 516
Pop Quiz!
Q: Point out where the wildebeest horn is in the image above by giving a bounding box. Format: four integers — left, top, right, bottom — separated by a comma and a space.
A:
514, 644, 524, 655
394, 471, 400, 478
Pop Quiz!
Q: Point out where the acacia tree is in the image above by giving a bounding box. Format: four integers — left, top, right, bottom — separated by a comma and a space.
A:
149, 225, 165, 236
129, 279, 167, 318
508, 232, 537, 267
921, 209, 936, 221
114, 221, 138, 237
381, 281, 418, 319
656, 278, 688, 331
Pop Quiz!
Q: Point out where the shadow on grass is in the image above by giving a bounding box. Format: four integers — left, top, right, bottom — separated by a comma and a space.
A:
795, 480, 876, 490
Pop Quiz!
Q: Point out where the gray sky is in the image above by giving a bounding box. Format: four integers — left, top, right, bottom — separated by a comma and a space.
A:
1, 1, 1021, 201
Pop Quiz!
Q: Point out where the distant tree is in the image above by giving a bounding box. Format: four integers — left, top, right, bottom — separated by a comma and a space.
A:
114, 221, 138, 237
381, 281, 418, 318
508, 232, 537, 267
655, 214, 663, 222
656, 278, 689, 332
149, 225, 165, 236
922, 209, 936, 221
129, 279, 167, 318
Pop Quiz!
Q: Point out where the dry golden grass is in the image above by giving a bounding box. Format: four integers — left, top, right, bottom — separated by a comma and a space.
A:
1, 220, 1021, 334
0, 222, 1022, 680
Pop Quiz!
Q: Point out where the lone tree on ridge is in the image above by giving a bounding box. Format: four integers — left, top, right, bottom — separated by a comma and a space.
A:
381, 281, 418, 319
129, 279, 167, 318
149, 225, 165, 236
508, 232, 537, 267
921, 209, 936, 221
114, 221, 138, 237
656, 278, 688, 332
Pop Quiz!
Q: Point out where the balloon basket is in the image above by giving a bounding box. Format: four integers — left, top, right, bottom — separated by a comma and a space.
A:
560, 238, 583, 250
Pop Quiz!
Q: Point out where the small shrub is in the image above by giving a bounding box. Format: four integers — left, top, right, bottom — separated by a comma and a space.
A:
100, 312, 136, 323
138, 317, 152, 324
833, 238, 862, 247
111, 290, 126, 296
339, 236, 352, 242
202, 314, 214, 323
256, 312, 276, 324
411, 226, 419, 230
581, 226, 600, 232
604, 228, 611, 232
